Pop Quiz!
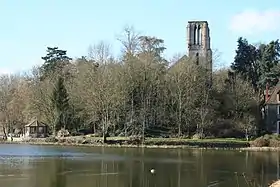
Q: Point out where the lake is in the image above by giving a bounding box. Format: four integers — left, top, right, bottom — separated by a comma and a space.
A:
0, 144, 278, 187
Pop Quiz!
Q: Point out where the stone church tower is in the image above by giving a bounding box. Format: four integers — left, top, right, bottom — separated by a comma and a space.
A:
186, 21, 212, 82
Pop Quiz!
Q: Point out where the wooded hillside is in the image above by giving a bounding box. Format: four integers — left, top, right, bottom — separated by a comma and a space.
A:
1, 27, 279, 139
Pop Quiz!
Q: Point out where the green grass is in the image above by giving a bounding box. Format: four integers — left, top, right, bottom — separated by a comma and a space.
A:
145, 137, 247, 143
72, 135, 247, 143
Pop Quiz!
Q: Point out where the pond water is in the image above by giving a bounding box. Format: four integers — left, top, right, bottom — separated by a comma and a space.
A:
0, 144, 278, 187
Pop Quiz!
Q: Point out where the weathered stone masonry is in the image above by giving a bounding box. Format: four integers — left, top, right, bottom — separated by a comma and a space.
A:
186, 21, 213, 81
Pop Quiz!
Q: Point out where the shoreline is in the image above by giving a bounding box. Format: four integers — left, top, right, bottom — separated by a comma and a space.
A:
2, 137, 280, 151
2, 141, 246, 150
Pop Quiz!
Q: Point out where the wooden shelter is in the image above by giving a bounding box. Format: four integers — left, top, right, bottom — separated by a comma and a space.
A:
24, 119, 49, 138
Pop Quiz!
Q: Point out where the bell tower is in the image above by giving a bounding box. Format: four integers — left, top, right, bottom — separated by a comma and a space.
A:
187, 21, 212, 81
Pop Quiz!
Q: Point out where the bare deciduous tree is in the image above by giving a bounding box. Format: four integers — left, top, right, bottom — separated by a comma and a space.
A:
117, 25, 141, 57
88, 41, 112, 64
168, 58, 199, 137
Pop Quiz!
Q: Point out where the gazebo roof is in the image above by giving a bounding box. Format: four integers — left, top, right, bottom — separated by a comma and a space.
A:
25, 119, 48, 127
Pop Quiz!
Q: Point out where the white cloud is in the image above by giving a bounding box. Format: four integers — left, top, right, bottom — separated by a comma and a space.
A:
0, 68, 13, 75
0, 60, 43, 76
229, 9, 280, 35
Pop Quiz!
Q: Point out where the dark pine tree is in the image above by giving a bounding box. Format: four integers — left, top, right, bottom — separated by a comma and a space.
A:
231, 37, 280, 136
52, 76, 70, 134
40, 47, 72, 80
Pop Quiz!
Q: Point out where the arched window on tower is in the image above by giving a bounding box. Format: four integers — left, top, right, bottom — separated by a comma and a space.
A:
193, 24, 197, 45
195, 53, 199, 65
197, 25, 200, 45
199, 26, 202, 45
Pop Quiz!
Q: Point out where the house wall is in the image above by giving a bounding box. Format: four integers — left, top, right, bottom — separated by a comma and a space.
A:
265, 104, 280, 133
24, 126, 48, 138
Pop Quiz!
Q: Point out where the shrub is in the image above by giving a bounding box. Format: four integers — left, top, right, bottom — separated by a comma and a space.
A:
265, 134, 280, 140
128, 135, 143, 145
57, 129, 70, 137
250, 136, 269, 147
45, 136, 58, 143
269, 139, 280, 147
57, 138, 66, 143
192, 133, 205, 139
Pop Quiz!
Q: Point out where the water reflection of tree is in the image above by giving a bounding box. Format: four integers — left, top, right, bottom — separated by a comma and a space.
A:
177, 149, 181, 187
6, 148, 278, 187
249, 152, 280, 185
126, 148, 145, 187
94, 148, 280, 187
101, 147, 108, 187
50, 158, 66, 187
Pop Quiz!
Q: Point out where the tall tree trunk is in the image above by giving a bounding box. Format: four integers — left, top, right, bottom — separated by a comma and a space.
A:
178, 92, 182, 137
2, 126, 7, 140
103, 107, 109, 143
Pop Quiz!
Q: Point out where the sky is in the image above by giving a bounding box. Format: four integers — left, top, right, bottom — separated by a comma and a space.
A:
0, 0, 280, 74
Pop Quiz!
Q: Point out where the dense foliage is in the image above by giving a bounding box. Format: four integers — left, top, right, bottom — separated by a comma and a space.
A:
0, 28, 279, 140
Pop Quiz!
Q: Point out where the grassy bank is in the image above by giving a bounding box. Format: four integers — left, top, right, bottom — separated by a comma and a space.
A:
6, 136, 251, 149
144, 137, 249, 148
5, 134, 280, 150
